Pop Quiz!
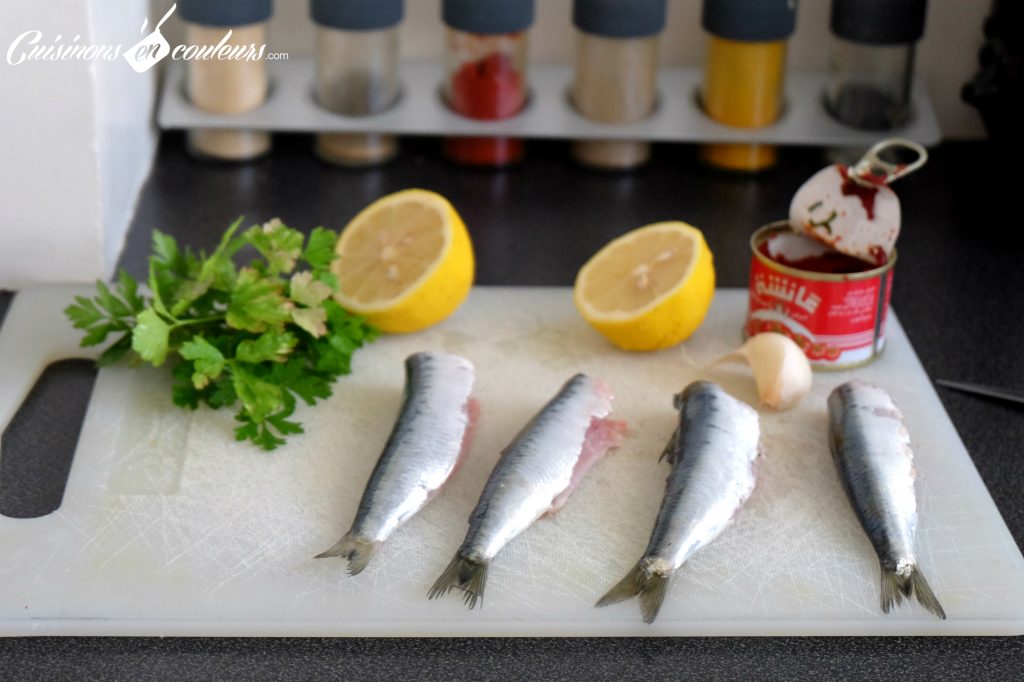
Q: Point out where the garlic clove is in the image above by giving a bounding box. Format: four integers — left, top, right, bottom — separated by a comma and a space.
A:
715, 332, 812, 410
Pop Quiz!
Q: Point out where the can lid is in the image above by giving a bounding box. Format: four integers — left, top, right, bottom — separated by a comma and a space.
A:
442, 0, 535, 35
831, 0, 927, 45
179, 0, 273, 27
573, 0, 667, 38
702, 0, 798, 42
311, 0, 404, 31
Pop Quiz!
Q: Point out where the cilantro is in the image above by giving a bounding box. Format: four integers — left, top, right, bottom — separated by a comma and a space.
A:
65, 218, 376, 450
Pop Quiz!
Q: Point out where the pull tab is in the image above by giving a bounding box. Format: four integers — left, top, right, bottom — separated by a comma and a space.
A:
849, 139, 928, 187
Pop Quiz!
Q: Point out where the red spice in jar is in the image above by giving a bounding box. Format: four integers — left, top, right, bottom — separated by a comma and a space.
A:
445, 50, 526, 166
449, 52, 525, 119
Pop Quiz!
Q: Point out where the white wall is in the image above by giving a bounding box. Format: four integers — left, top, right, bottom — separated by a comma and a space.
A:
155, 0, 989, 140
90, 0, 159, 273
0, 0, 105, 286
0, 0, 158, 288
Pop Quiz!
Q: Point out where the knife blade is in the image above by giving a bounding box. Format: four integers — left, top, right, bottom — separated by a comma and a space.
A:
935, 379, 1024, 406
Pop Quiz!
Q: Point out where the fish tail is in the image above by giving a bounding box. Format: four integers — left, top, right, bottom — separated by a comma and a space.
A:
879, 564, 946, 620
910, 566, 947, 620
596, 561, 670, 624
427, 554, 488, 609
314, 533, 377, 576
879, 565, 906, 614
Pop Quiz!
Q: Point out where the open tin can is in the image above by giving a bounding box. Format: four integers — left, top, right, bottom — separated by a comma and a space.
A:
746, 221, 895, 369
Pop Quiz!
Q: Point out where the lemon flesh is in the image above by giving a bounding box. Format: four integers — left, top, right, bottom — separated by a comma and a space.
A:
574, 222, 715, 351
332, 189, 475, 334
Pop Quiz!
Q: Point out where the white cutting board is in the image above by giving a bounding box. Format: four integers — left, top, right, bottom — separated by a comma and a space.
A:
1, 286, 1023, 636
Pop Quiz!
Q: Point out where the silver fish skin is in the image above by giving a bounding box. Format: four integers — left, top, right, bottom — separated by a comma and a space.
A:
828, 380, 946, 619
597, 380, 761, 624
316, 352, 477, 575
429, 373, 625, 609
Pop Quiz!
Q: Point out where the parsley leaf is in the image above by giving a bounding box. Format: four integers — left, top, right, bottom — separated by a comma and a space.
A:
302, 227, 339, 271
226, 267, 292, 333
131, 308, 171, 366
180, 336, 225, 389
65, 296, 105, 330
291, 306, 328, 337
289, 271, 332, 308
170, 218, 243, 316
232, 364, 284, 424
243, 219, 304, 276
236, 330, 297, 364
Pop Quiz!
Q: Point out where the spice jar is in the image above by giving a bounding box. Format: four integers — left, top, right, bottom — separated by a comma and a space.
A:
570, 0, 666, 170
441, 0, 534, 167
699, 0, 797, 172
179, 0, 273, 161
825, 0, 927, 131
312, 0, 404, 166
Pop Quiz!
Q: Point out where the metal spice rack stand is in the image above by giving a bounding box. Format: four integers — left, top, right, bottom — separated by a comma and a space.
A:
158, 59, 942, 147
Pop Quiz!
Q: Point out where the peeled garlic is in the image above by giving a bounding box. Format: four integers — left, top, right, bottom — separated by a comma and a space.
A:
717, 332, 812, 409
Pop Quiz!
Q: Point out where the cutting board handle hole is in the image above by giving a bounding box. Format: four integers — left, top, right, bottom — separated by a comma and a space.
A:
0, 360, 96, 519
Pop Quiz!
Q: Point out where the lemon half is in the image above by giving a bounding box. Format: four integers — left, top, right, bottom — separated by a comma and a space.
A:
574, 222, 715, 351
332, 189, 475, 333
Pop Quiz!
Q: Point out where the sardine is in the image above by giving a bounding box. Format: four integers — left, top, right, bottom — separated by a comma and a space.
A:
316, 352, 478, 575
828, 380, 945, 619
428, 373, 626, 608
597, 381, 761, 624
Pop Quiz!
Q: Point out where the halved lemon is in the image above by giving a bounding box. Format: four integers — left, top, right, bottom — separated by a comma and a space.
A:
574, 222, 716, 351
332, 189, 474, 333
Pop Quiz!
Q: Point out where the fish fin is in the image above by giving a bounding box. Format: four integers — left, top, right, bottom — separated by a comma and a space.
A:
427, 554, 488, 610
658, 426, 681, 464
596, 562, 671, 624
314, 533, 377, 576
637, 572, 671, 624
910, 566, 947, 620
879, 565, 905, 614
595, 564, 644, 608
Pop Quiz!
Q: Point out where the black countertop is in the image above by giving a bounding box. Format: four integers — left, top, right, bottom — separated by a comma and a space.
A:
1, 133, 1023, 679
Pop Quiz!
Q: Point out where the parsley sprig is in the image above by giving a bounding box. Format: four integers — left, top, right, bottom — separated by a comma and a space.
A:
65, 218, 377, 450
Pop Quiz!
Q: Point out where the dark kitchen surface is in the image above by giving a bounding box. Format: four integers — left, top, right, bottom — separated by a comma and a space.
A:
1, 133, 1023, 679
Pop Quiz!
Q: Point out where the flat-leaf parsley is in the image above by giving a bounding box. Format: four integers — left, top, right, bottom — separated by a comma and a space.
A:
65, 218, 378, 450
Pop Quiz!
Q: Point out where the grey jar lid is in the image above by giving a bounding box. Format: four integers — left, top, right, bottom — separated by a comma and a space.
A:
573, 0, 668, 38
311, 0, 404, 31
831, 0, 927, 45
702, 0, 798, 42
178, 0, 273, 27
442, 0, 535, 35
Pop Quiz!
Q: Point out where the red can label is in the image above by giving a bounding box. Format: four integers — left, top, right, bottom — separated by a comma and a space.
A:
747, 252, 894, 367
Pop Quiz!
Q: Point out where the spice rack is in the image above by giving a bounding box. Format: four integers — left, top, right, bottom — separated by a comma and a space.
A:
157, 59, 942, 147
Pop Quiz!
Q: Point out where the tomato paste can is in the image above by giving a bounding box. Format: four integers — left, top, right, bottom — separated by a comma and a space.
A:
746, 221, 895, 369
